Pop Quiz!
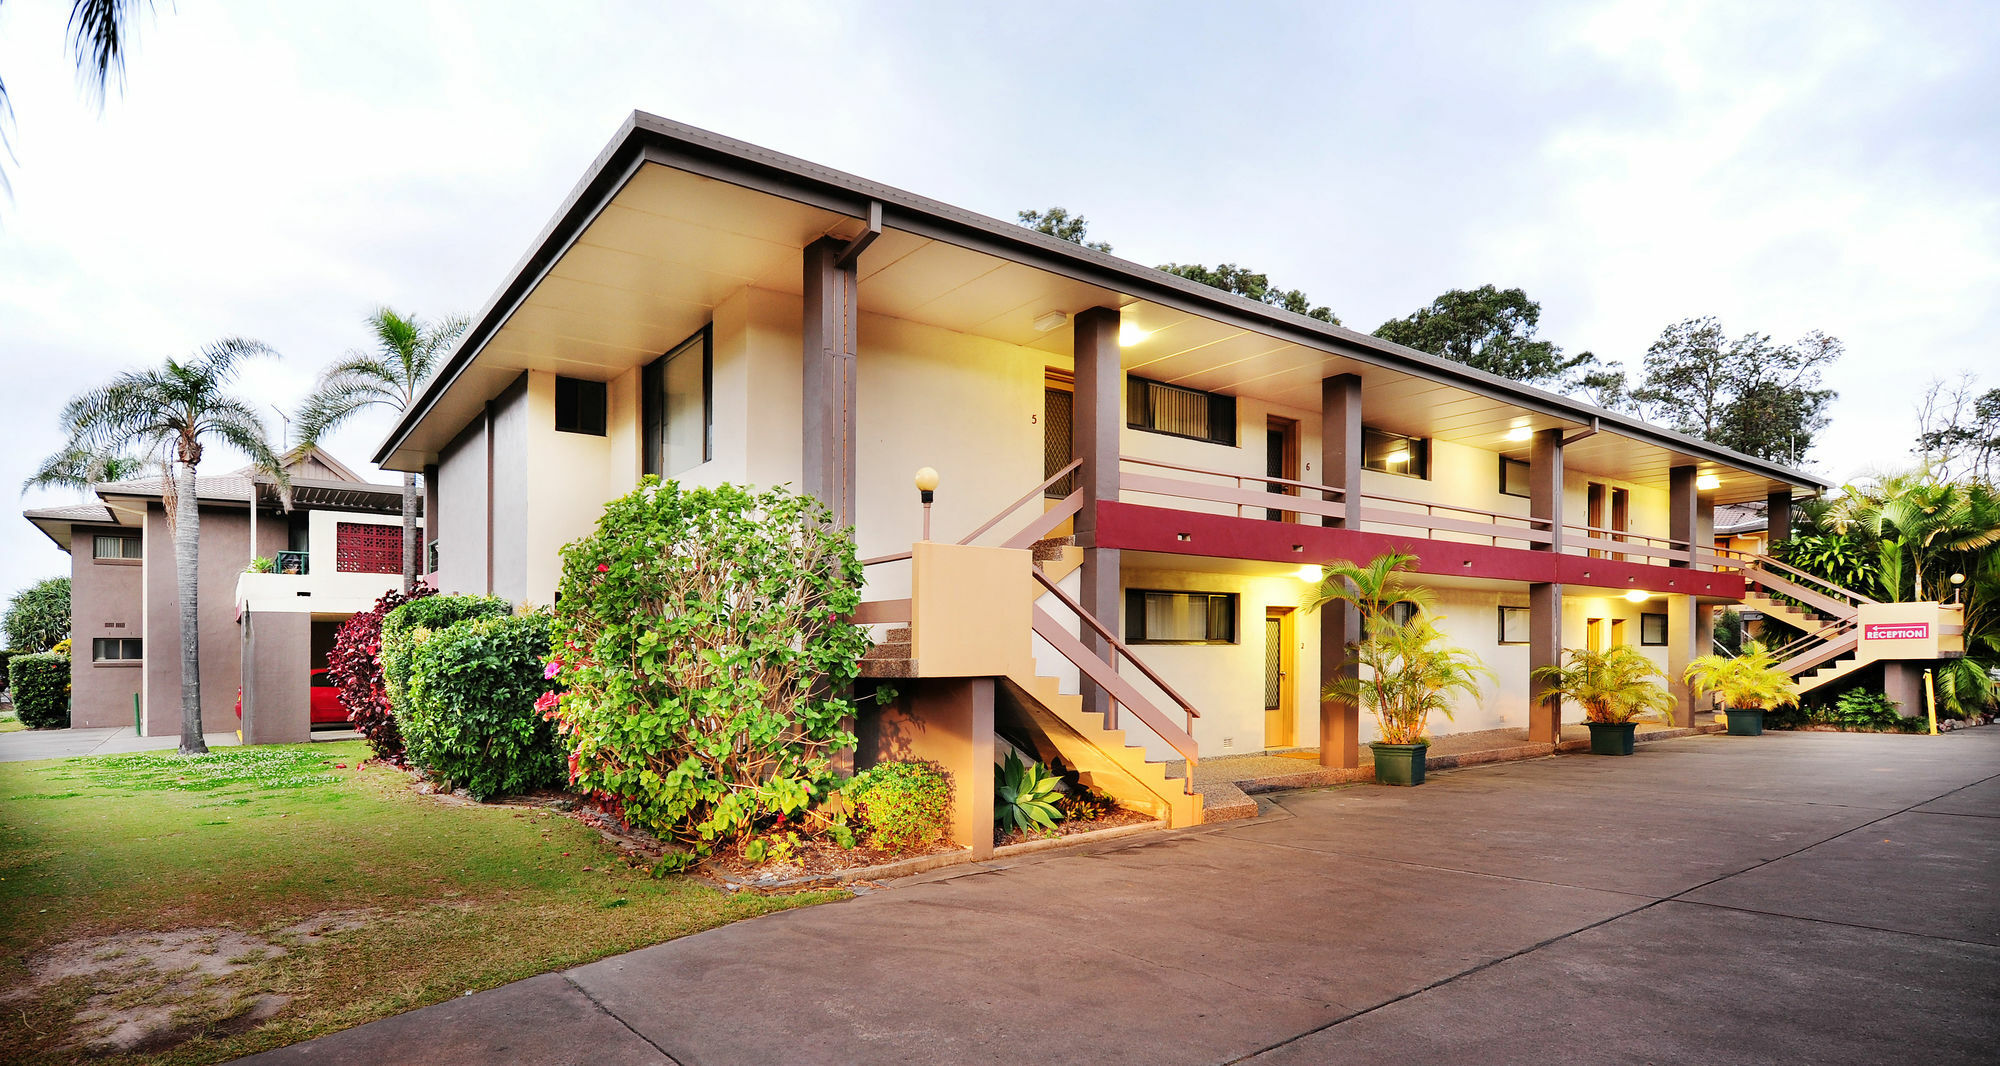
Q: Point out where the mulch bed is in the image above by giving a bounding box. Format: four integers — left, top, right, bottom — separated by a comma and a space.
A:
705, 835, 963, 883
995, 807, 1153, 848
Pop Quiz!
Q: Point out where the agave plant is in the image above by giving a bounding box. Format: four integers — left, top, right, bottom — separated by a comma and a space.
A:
1683, 641, 1800, 711
995, 750, 1062, 834
1533, 645, 1677, 725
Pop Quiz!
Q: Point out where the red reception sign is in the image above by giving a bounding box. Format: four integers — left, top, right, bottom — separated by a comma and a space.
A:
1863, 623, 1929, 641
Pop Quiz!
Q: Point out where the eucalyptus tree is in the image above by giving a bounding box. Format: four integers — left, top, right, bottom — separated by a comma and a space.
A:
295, 309, 468, 592
44, 338, 285, 753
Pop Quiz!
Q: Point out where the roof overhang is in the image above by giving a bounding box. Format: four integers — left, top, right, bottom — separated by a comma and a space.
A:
375, 111, 1830, 505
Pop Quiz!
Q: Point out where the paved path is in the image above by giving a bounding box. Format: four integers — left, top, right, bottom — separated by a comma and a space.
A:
0, 725, 360, 762
240, 729, 2000, 1065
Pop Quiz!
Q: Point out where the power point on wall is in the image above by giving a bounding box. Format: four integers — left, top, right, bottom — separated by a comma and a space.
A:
1222, 737, 1234, 749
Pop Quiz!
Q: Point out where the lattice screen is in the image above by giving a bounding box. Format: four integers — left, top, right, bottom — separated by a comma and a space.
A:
335, 522, 418, 574
1044, 387, 1076, 498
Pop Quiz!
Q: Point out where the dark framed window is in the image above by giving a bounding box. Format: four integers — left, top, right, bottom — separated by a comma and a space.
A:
1499, 457, 1531, 498
1125, 590, 1238, 645
92, 637, 143, 662
643, 327, 713, 477
1384, 601, 1420, 628
1362, 427, 1429, 479
1498, 606, 1530, 644
92, 534, 142, 560
554, 376, 607, 436
1126, 376, 1236, 446
1640, 613, 1668, 646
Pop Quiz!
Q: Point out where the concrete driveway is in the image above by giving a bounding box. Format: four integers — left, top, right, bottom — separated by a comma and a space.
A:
241, 729, 2000, 1065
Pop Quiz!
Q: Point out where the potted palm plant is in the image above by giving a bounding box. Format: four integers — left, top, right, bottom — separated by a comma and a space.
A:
1309, 554, 1489, 786
1682, 641, 1799, 736
1533, 645, 1676, 755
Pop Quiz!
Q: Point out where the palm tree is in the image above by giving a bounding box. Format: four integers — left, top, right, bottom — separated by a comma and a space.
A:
46, 338, 284, 754
1533, 645, 1677, 725
1302, 552, 1435, 625
2, 0, 157, 197
20, 443, 155, 495
1683, 641, 1800, 712
296, 309, 467, 592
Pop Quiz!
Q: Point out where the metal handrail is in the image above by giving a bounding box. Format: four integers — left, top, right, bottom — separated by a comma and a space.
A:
957, 459, 1082, 546
1120, 455, 1345, 498
1738, 551, 1878, 607
1031, 568, 1202, 725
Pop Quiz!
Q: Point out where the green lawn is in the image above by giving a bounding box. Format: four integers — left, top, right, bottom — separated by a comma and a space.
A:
0, 741, 844, 1064
0, 708, 24, 732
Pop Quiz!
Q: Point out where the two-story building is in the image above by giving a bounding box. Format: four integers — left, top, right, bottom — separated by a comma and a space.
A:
369, 113, 1831, 838
24, 448, 414, 740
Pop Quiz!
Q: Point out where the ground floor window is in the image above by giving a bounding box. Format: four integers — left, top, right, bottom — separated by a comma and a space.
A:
1125, 590, 1238, 645
1498, 606, 1530, 644
1641, 612, 1668, 645
92, 637, 143, 662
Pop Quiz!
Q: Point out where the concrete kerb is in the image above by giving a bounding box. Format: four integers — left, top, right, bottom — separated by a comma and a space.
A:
709, 818, 1171, 894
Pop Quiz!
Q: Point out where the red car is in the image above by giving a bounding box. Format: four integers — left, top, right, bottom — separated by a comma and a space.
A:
234, 669, 348, 726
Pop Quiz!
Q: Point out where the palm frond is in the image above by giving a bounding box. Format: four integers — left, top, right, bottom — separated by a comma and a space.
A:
68, 0, 152, 107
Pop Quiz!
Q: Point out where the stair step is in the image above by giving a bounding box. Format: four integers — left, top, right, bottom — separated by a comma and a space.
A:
1030, 536, 1076, 562
861, 642, 910, 661
857, 658, 917, 679
884, 627, 911, 642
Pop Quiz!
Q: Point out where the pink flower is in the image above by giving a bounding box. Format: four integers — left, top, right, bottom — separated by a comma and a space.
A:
534, 691, 559, 714
543, 660, 562, 680
595, 562, 610, 573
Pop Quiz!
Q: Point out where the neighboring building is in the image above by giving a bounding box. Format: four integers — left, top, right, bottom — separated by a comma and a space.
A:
365, 113, 1948, 846
23, 448, 413, 739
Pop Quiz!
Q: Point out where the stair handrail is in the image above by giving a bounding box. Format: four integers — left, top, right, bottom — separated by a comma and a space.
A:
1764, 615, 1857, 667
957, 459, 1082, 547
1736, 551, 1878, 608
1740, 563, 1870, 621
1775, 621, 1859, 678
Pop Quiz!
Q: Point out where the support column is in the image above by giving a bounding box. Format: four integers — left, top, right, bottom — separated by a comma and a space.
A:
853, 678, 995, 858
1882, 663, 1925, 721
1318, 374, 1363, 768
1667, 596, 1716, 727
1073, 307, 1122, 725
1528, 428, 1565, 744
1670, 466, 1714, 568
803, 236, 860, 530
1765, 490, 1793, 554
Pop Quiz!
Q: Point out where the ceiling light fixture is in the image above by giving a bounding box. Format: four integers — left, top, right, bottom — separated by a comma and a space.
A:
1624, 589, 1649, 603
1296, 564, 1324, 583
1696, 473, 1721, 491
1119, 323, 1152, 346
1385, 449, 1411, 465
1504, 426, 1533, 442
1032, 310, 1068, 333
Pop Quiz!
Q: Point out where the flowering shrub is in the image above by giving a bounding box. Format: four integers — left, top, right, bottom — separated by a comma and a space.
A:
400, 612, 566, 801
380, 594, 513, 711
844, 761, 952, 849
8, 651, 70, 729
326, 585, 437, 764
545, 480, 869, 851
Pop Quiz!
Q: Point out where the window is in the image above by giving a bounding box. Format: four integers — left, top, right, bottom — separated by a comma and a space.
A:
1125, 590, 1238, 644
1641, 613, 1668, 646
554, 377, 607, 436
1499, 457, 1531, 498
1362, 427, 1429, 479
92, 638, 143, 662
644, 328, 712, 477
1498, 606, 1530, 644
1127, 376, 1236, 445
92, 534, 142, 560
1384, 601, 1420, 627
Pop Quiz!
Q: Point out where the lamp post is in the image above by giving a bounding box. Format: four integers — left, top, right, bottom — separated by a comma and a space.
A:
914, 467, 939, 542
1950, 572, 1965, 606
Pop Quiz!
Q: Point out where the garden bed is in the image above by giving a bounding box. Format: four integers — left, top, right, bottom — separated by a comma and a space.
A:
995, 806, 1155, 848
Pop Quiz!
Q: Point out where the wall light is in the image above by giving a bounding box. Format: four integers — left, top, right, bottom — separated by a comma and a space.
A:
1504, 426, 1533, 442
1033, 310, 1069, 333
1624, 589, 1650, 603
1119, 322, 1152, 347
1296, 564, 1323, 583
914, 467, 940, 541
1696, 473, 1721, 491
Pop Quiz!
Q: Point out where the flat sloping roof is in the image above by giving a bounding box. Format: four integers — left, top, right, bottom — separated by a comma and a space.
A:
375, 110, 1829, 496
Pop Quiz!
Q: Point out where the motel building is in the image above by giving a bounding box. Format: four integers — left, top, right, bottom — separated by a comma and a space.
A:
369, 113, 1963, 851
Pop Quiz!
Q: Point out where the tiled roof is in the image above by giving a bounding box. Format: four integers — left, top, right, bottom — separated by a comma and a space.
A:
22, 503, 115, 523
1714, 502, 1767, 534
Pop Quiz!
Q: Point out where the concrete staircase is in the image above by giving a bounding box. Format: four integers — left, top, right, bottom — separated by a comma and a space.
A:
1737, 558, 1868, 695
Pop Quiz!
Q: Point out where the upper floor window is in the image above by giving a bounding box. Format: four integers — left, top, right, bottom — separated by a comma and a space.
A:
1125, 589, 1239, 645
1363, 427, 1429, 479
644, 327, 712, 477
554, 377, 607, 436
93, 637, 143, 662
1127, 376, 1236, 446
1499, 456, 1531, 498
92, 534, 142, 560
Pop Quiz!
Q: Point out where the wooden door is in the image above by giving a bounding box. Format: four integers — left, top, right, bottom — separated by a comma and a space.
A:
1265, 416, 1299, 521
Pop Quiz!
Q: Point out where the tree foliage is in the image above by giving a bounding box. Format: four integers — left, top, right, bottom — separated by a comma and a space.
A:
2, 0, 157, 198
544, 480, 870, 851
399, 612, 566, 801
325, 585, 438, 765
1157, 262, 1339, 324
7, 651, 71, 729
1374, 285, 1595, 388
1613, 317, 1839, 463
1017, 206, 1112, 252
4, 577, 71, 653
1915, 372, 2000, 485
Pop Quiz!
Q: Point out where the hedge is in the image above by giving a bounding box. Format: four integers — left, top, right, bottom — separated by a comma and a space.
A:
380, 594, 513, 713
326, 586, 437, 765
0, 650, 17, 694
9, 651, 70, 729
399, 612, 566, 801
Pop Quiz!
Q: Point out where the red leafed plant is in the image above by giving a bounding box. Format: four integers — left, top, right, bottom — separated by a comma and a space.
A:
327, 584, 437, 764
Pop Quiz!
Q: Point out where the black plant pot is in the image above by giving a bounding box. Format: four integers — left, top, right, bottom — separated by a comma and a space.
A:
1371, 742, 1428, 785
1587, 721, 1637, 756
1725, 707, 1765, 736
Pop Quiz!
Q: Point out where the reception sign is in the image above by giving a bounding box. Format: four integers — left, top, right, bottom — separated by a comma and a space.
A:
1863, 622, 1930, 641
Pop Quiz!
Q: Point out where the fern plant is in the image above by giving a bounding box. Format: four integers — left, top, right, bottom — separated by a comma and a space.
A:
995, 751, 1062, 834
1683, 641, 1800, 711
1533, 645, 1677, 725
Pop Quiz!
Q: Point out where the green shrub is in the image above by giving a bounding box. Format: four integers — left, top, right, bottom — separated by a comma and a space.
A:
1830, 689, 1914, 732
380, 594, 513, 711
845, 761, 952, 849
4, 577, 70, 653
399, 612, 566, 801
0, 650, 17, 694
545, 480, 869, 850
995, 750, 1062, 834
9, 651, 70, 729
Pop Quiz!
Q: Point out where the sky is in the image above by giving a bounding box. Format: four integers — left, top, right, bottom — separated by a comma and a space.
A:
1, 0, 1996, 608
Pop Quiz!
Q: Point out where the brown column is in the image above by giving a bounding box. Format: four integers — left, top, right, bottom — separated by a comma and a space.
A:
1528, 428, 1565, 744
1073, 307, 1122, 725
1670, 465, 1709, 568
1318, 374, 1363, 768
1765, 490, 1792, 554
1667, 596, 1715, 727
803, 236, 861, 529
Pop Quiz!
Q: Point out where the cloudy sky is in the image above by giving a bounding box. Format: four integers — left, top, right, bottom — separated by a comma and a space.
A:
1, 0, 1995, 606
